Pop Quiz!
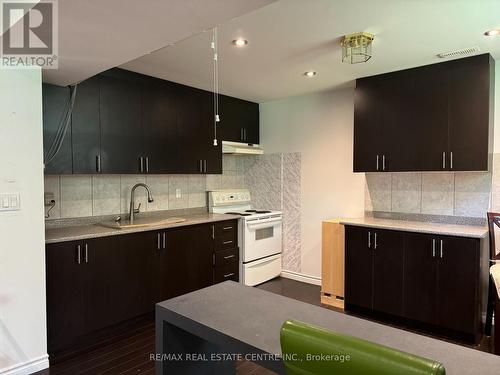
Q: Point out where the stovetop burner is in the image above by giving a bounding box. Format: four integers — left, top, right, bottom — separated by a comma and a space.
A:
245, 210, 272, 214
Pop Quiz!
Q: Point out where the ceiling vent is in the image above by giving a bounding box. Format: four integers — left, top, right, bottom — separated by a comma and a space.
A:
437, 46, 480, 59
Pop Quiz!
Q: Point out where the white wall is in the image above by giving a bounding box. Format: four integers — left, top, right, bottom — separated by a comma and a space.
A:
260, 88, 365, 278
0, 69, 48, 374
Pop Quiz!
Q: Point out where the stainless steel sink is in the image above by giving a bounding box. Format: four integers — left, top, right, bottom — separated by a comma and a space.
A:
98, 217, 186, 229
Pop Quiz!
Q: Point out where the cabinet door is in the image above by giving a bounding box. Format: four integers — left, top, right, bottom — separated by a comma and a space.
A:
219, 95, 244, 143
142, 81, 178, 173
411, 63, 449, 171
164, 225, 213, 299
437, 236, 479, 334
176, 86, 204, 173
403, 233, 438, 325
372, 230, 404, 316
46, 241, 84, 353
72, 76, 101, 174
81, 236, 119, 332
353, 78, 384, 172
112, 232, 160, 322
100, 75, 143, 173
448, 54, 492, 171
345, 226, 373, 309
377, 70, 414, 172
201, 90, 222, 174
42, 84, 72, 174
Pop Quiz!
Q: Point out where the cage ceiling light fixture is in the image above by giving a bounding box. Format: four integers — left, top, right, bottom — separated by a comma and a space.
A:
341, 32, 374, 64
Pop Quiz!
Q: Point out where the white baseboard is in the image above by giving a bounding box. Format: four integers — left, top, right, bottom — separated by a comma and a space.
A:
0, 355, 49, 375
281, 270, 321, 286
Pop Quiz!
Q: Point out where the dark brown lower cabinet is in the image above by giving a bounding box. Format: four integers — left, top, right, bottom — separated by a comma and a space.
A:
403, 233, 438, 324
46, 220, 238, 358
345, 226, 404, 315
345, 225, 484, 343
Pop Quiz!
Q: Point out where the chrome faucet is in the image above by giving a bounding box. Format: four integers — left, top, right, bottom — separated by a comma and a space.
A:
129, 183, 154, 224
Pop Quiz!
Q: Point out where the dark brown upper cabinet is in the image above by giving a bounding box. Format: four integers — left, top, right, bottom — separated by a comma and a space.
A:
99, 74, 143, 174
220, 94, 260, 144
142, 79, 179, 174
42, 84, 72, 174
71, 76, 101, 174
42, 68, 243, 175
353, 53, 494, 172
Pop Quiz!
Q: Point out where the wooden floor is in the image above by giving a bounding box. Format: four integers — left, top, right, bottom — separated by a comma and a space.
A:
34, 277, 494, 375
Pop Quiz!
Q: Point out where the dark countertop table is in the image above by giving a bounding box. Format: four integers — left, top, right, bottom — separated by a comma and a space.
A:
155, 281, 500, 375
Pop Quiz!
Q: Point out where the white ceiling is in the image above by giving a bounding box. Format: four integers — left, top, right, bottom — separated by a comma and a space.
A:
42, 0, 275, 86
121, 0, 500, 103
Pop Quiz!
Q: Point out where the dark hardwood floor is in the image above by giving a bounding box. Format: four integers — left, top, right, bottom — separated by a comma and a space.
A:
34, 277, 494, 375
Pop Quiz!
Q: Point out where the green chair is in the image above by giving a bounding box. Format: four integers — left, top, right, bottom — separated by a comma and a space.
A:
280, 320, 446, 375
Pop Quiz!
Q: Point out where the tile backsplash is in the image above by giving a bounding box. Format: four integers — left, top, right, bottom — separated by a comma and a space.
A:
44, 155, 246, 220
365, 171, 492, 218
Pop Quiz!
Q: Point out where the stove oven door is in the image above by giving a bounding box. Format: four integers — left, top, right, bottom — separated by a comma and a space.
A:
242, 215, 282, 263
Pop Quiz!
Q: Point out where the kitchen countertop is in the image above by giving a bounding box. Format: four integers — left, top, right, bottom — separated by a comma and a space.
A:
45, 213, 240, 244
156, 281, 500, 375
339, 217, 488, 239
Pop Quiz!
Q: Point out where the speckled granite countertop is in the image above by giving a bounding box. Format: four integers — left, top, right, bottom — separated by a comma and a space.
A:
340, 217, 488, 239
45, 213, 240, 244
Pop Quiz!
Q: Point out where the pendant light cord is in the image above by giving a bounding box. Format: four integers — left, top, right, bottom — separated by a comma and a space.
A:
212, 27, 220, 146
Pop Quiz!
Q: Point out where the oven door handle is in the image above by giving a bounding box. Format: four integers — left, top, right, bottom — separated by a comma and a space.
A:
246, 217, 282, 229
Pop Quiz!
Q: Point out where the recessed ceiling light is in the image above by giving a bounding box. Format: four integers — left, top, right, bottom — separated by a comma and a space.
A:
232, 38, 248, 47
484, 29, 500, 36
304, 71, 317, 77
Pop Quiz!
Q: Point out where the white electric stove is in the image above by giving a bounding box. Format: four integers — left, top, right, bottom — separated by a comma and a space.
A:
208, 189, 282, 286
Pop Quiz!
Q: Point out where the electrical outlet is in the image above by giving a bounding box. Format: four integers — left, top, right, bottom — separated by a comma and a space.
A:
45, 192, 55, 205
175, 188, 182, 198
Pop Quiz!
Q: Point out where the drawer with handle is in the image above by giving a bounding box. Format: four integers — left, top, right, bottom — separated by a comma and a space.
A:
214, 247, 239, 267
214, 261, 239, 284
213, 220, 237, 238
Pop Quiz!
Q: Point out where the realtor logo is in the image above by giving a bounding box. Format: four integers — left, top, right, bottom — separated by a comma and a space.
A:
1, 0, 58, 68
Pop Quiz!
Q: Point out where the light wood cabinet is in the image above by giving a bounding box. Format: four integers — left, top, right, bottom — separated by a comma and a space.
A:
321, 220, 345, 309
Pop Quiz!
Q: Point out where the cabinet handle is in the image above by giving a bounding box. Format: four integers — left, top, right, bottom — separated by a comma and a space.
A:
223, 240, 233, 245
223, 226, 233, 231
373, 232, 378, 250
198, 160, 203, 173
442, 152, 446, 169
450, 152, 453, 170
440, 239, 443, 258
224, 254, 235, 260
223, 272, 235, 278
368, 231, 371, 248
241, 128, 244, 141
203, 160, 207, 173
432, 239, 436, 258
376, 155, 379, 171
96, 155, 101, 173
146, 157, 150, 173
211, 225, 215, 239
244, 128, 247, 142
140, 157, 144, 173
84, 243, 89, 263
163, 232, 167, 249
157, 233, 161, 250
382, 155, 386, 171
76, 245, 82, 264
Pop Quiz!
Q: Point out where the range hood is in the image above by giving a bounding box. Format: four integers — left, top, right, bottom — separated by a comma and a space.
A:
222, 141, 264, 155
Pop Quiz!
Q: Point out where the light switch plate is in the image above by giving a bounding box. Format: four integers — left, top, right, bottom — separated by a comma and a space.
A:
175, 188, 182, 198
0, 193, 20, 211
